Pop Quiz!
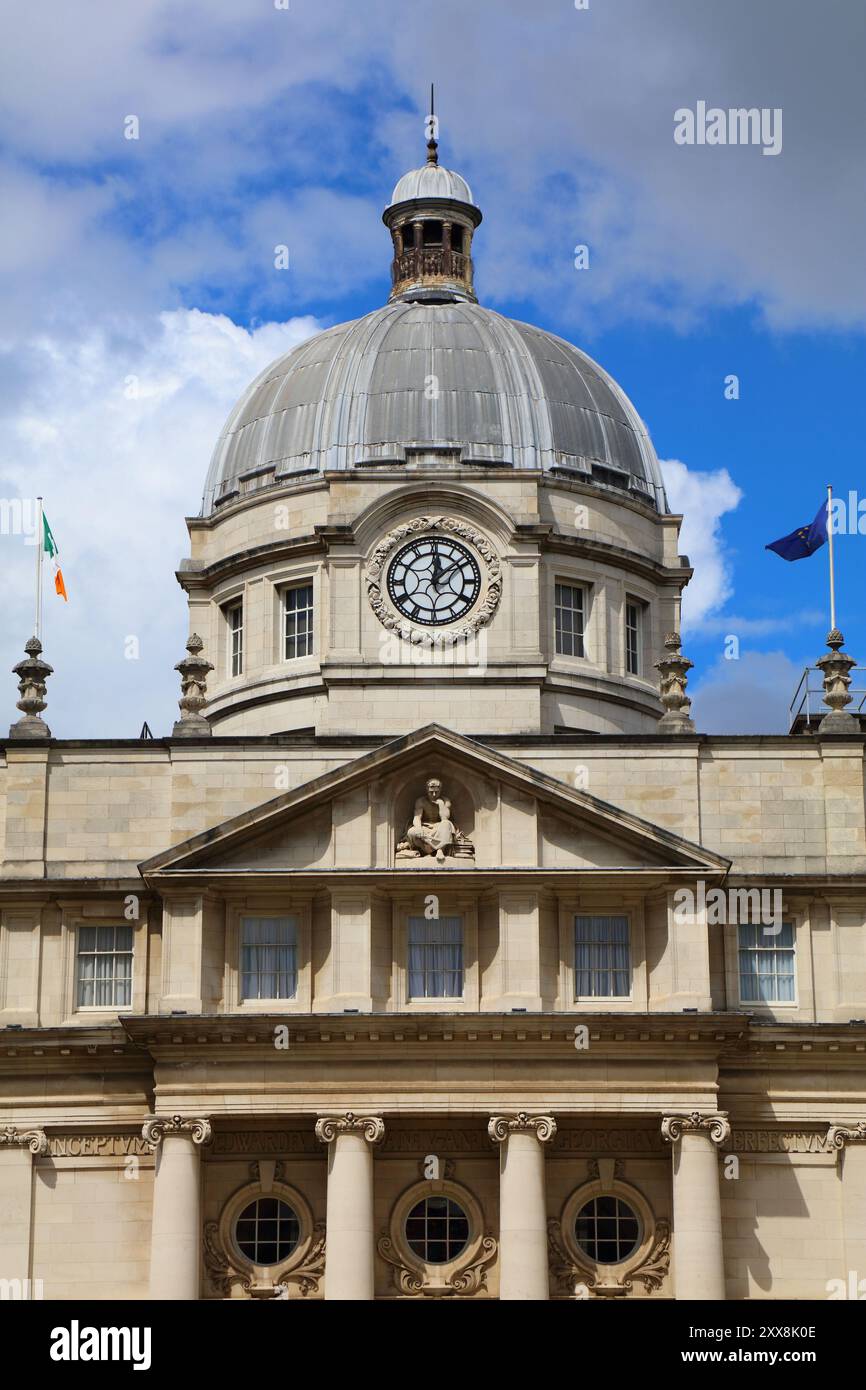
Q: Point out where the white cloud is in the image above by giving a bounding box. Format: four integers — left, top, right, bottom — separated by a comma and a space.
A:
0, 309, 321, 738
659, 459, 743, 626
690, 650, 805, 734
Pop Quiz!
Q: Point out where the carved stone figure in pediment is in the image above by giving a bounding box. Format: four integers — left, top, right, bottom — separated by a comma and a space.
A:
396, 776, 475, 863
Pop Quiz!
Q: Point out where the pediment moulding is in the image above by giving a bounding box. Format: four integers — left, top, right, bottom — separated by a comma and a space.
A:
139, 724, 729, 879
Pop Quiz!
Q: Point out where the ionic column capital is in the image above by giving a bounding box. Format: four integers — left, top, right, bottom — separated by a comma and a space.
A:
0, 1125, 48, 1156
661, 1111, 730, 1146
315, 1112, 385, 1146
142, 1115, 213, 1149
488, 1113, 557, 1145
827, 1122, 866, 1150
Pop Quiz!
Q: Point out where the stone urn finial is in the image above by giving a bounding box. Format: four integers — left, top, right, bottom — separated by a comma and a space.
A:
9, 636, 53, 739
654, 631, 696, 734
172, 633, 213, 738
816, 629, 859, 733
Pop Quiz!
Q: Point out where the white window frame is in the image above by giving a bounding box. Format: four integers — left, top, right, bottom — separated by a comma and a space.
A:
239, 915, 299, 1003
407, 914, 465, 1001
554, 579, 587, 659
75, 922, 135, 1010
226, 600, 244, 678
736, 920, 797, 1006
284, 580, 314, 661
572, 913, 632, 1001
625, 599, 642, 676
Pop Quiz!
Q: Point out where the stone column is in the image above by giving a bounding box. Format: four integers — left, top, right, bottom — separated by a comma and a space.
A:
828, 1122, 866, 1283
0, 1127, 48, 1298
142, 1115, 212, 1300
315, 1112, 384, 1300
661, 1111, 729, 1300
488, 1112, 557, 1300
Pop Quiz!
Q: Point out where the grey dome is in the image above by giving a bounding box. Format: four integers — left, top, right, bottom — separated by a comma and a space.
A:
202, 300, 668, 515
389, 163, 475, 207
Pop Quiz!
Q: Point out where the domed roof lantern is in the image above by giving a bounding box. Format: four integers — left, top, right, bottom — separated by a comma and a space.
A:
383, 87, 482, 304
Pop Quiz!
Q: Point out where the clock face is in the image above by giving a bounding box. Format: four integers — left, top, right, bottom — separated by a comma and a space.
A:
386, 536, 482, 626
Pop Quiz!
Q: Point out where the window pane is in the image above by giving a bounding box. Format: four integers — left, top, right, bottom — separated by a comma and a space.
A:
240, 917, 298, 1000
737, 922, 796, 1003
555, 582, 585, 657
407, 916, 464, 999
285, 583, 314, 660
234, 1198, 299, 1265
574, 916, 630, 998
404, 1197, 469, 1264
76, 923, 134, 1009
625, 601, 641, 675
574, 1196, 640, 1264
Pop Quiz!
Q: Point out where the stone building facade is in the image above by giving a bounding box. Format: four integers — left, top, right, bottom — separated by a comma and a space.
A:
1, 137, 865, 1302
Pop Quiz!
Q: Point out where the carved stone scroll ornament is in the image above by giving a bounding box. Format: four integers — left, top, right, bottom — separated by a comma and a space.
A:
377, 1230, 497, 1299
366, 515, 502, 648
661, 1111, 730, 1146
547, 1216, 671, 1298
203, 1218, 326, 1299
141, 1115, 213, 1149
396, 774, 475, 862
0, 1125, 49, 1155
488, 1113, 557, 1145
314, 1113, 385, 1146
827, 1122, 866, 1150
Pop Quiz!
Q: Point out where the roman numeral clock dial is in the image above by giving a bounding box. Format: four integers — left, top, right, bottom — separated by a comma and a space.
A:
386, 537, 481, 626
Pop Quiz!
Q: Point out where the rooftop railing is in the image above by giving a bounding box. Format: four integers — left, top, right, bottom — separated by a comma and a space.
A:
788, 667, 866, 732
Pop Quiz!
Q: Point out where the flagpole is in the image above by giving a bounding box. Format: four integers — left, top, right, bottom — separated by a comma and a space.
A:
827, 483, 836, 631
35, 495, 43, 640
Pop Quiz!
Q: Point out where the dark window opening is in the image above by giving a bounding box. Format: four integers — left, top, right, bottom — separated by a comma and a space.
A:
422, 220, 443, 246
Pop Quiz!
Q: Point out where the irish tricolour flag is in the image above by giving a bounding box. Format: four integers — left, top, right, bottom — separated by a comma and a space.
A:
42, 513, 67, 600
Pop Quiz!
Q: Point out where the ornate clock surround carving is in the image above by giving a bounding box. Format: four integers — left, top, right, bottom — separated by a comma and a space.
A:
366, 515, 502, 647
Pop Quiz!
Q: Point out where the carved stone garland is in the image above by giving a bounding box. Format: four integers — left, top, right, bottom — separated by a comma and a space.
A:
366, 515, 502, 647
377, 1229, 497, 1298
547, 1217, 671, 1298
203, 1216, 326, 1300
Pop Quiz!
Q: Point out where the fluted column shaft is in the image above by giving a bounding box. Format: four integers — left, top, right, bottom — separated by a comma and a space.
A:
143, 1116, 211, 1300
489, 1113, 556, 1300
662, 1111, 729, 1300
316, 1113, 384, 1300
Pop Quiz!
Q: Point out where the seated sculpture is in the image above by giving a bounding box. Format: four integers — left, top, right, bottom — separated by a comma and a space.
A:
396, 776, 475, 863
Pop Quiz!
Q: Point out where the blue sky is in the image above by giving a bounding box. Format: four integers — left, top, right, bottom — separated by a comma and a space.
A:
1, 0, 864, 736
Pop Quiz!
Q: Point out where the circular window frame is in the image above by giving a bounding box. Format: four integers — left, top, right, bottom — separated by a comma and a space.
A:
388, 1178, 487, 1292
560, 1178, 655, 1285
220, 1181, 314, 1287
366, 516, 502, 647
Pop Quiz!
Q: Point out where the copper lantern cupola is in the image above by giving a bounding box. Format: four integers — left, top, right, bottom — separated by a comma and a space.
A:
383, 118, 482, 304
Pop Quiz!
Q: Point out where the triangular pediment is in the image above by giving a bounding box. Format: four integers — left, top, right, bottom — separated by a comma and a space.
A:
140, 725, 729, 880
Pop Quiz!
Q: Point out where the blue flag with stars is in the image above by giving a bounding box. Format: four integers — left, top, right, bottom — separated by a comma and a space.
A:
766, 499, 829, 561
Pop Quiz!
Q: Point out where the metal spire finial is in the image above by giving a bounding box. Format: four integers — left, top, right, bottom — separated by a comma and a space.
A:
426, 83, 438, 165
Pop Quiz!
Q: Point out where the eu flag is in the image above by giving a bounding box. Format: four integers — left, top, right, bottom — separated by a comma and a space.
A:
766, 499, 829, 561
